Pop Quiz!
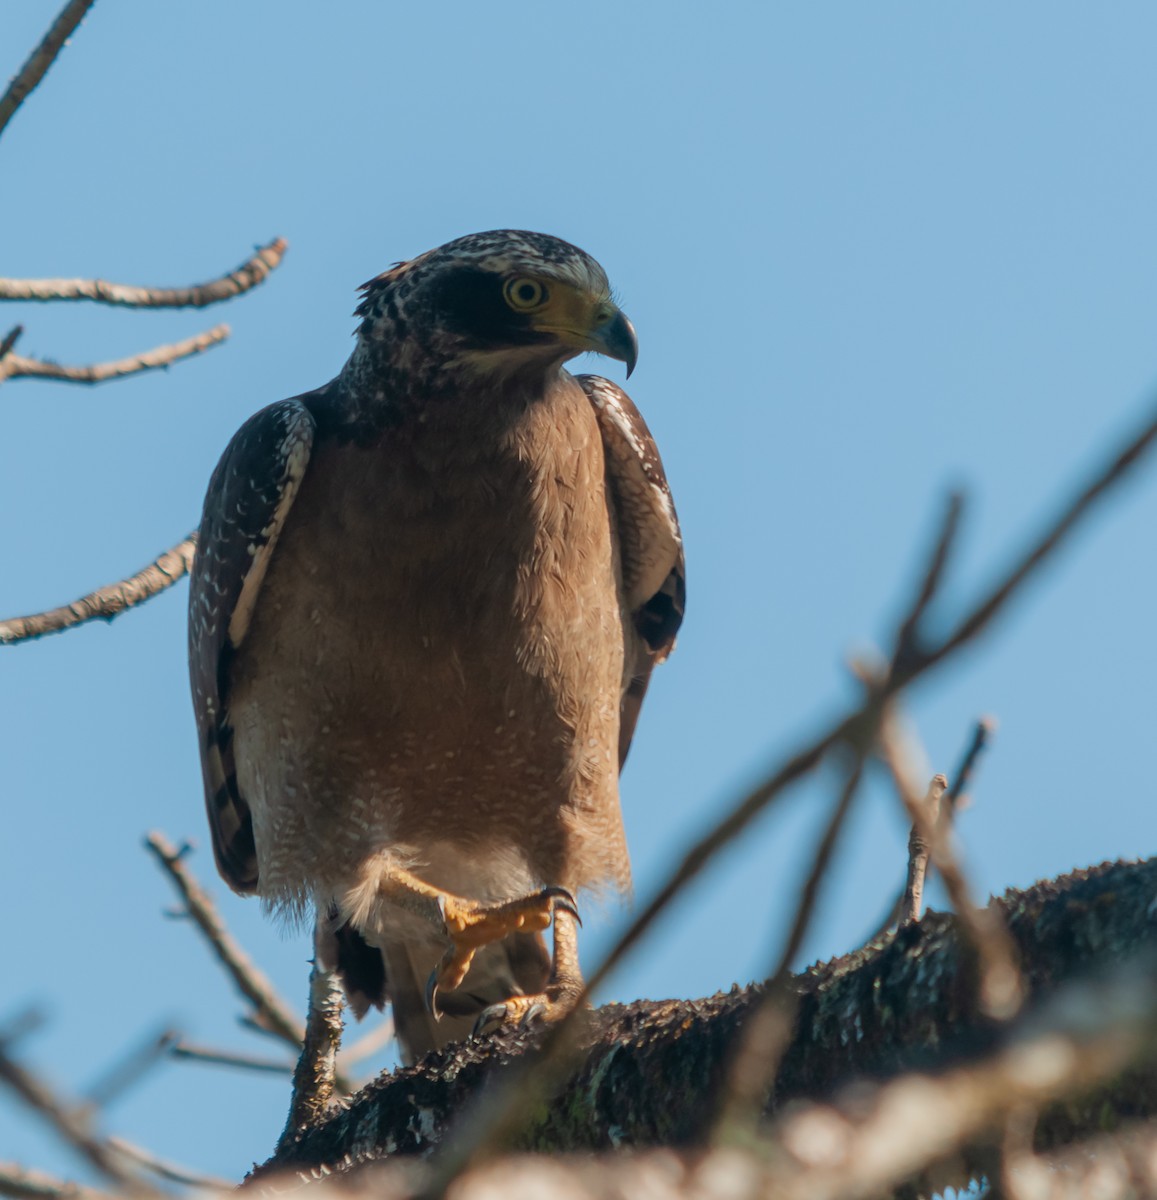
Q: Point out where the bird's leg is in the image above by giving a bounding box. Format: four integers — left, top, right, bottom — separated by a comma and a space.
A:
364, 862, 578, 1014
472, 908, 586, 1035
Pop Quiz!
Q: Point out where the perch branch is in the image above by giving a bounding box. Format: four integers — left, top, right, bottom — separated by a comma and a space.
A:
0, 325, 228, 385
0, 534, 196, 646
0, 0, 97, 141
0, 239, 287, 309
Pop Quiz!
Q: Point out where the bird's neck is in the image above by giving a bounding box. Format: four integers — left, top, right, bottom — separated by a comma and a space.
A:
329, 336, 570, 445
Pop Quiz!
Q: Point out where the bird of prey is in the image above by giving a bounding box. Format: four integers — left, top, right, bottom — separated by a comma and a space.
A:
188, 230, 684, 1063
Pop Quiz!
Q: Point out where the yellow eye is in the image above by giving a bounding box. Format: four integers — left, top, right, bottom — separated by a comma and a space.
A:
503, 276, 548, 312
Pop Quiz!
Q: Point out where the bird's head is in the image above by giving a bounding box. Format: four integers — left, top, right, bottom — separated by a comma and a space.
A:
353, 231, 637, 394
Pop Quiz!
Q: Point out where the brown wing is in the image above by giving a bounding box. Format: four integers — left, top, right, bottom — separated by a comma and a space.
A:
188, 398, 315, 892
577, 375, 685, 768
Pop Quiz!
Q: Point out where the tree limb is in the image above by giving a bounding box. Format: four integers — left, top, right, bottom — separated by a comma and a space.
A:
0, 239, 288, 309
256, 857, 1157, 1185
0, 325, 228, 385
0, 535, 197, 646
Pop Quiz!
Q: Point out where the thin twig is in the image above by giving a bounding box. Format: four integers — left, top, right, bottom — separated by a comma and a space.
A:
104, 1138, 231, 1191
875, 711, 1023, 1018
0, 534, 197, 646
277, 962, 347, 1154
0, 1163, 112, 1200
83, 1029, 177, 1111
715, 756, 868, 1142
869, 716, 997, 939
169, 1040, 293, 1075
0, 1008, 45, 1049
0, 1044, 140, 1190
0, 239, 288, 308
901, 774, 946, 923
948, 716, 997, 810
0, 0, 97, 141
143, 832, 306, 1052
893, 490, 965, 669
427, 394, 1157, 1190
0, 325, 228, 385
0, 325, 22, 363
899, 399, 1157, 683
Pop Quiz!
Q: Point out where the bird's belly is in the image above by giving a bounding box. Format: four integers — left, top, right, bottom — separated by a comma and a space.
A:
230, 416, 630, 904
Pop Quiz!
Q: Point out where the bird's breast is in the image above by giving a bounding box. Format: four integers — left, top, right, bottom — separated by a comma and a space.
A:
229, 375, 630, 895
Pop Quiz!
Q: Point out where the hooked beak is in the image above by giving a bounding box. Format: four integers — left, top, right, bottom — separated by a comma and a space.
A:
535, 300, 639, 378
590, 307, 639, 378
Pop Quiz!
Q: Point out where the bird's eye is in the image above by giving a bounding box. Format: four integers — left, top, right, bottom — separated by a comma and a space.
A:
503, 276, 548, 312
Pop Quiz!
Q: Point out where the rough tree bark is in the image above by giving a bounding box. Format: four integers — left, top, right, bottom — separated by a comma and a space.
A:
257, 856, 1157, 1193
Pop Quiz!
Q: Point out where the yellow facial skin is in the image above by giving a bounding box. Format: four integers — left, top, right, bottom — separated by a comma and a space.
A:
504, 275, 639, 376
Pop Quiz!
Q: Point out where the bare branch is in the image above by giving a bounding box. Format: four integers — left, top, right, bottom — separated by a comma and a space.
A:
0, 534, 196, 646
169, 1040, 292, 1075
0, 1044, 139, 1190
0, 1163, 112, 1200
103, 1138, 231, 1191
278, 963, 347, 1154
0, 239, 288, 309
143, 832, 305, 1053
0, 0, 97, 141
0, 325, 228, 386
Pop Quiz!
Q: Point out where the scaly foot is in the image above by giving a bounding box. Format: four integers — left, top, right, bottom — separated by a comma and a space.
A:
425, 886, 579, 1017
471, 981, 584, 1038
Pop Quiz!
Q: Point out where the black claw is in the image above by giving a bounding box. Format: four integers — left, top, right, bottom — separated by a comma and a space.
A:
542, 886, 581, 927
518, 1001, 547, 1030
472, 1002, 509, 1038
425, 970, 442, 1020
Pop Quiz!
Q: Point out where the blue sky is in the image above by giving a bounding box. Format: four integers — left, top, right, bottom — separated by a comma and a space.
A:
3, 1, 1156, 1182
